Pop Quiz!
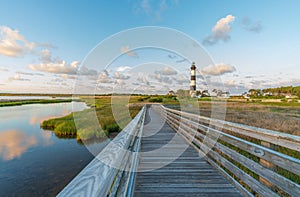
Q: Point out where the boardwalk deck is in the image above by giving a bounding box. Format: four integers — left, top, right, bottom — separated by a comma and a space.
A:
134, 106, 242, 197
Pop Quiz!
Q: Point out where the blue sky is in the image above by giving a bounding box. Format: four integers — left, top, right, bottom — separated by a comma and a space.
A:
0, 0, 299, 94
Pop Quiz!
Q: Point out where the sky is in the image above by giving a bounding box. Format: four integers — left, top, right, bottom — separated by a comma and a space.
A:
0, 0, 299, 94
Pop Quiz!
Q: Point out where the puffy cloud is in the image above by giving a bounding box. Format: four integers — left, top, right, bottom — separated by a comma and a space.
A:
120, 46, 138, 57
8, 74, 30, 82
0, 26, 35, 57
97, 71, 113, 83
115, 79, 126, 86
155, 67, 177, 75
203, 15, 235, 45
201, 63, 236, 76
39, 49, 52, 63
77, 66, 98, 76
113, 72, 130, 80
116, 66, 132, 72
137, 76, 150, 86
29, 49, 81, 75
29, 61, 79, 75
241, 17, 263, 33
173, 74, 188, 84
149, 73, 173, 84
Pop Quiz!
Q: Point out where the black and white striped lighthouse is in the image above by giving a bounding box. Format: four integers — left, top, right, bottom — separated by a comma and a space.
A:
190, 62, 196, 97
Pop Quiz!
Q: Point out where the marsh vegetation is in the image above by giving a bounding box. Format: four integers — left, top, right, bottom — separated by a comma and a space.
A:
0, 99, 74, 107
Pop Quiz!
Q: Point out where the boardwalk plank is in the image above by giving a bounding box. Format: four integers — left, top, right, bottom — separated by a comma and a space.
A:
134, 106, 242, 197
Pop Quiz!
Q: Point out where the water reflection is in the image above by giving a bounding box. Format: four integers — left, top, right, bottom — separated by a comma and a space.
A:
40, 130, 54, 146
0, 102, 98, 196
29, 116, 56, 125
0, 102, 87, 161
0, 130, 37, 160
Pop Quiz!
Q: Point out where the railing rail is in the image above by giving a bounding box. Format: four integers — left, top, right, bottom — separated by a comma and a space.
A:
156, 105, 300, 197
58, 106, 146, 197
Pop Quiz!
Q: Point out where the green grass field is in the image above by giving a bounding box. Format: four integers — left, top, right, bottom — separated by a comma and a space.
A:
41, 96, 144, 141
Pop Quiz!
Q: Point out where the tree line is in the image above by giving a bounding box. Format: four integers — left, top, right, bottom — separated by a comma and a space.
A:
248, 85, 300, 97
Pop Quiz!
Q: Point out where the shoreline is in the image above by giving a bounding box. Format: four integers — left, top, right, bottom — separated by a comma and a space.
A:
0, 99, 79, 107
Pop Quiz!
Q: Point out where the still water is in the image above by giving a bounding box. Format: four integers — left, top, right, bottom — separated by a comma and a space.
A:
0, 96, 77, 101
0, 102, 108, 196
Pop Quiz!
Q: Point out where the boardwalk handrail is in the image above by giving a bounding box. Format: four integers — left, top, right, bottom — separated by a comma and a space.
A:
58, 106, 146, 197
157, 105, 300, 197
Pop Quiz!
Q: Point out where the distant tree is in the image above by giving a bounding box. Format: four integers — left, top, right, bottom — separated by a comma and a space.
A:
248, 89, 261, 97
212, 89, 224, 97
201, 90, 210, 97
168, 90, 175, 96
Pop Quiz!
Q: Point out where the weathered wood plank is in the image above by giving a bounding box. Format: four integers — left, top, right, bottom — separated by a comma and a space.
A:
134, 106, 242, 196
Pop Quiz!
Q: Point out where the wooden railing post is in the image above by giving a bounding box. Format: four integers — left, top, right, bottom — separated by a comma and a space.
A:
259, 141, 277, 191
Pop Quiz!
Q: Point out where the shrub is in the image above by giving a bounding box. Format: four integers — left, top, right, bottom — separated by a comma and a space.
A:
149, 98, 163, 102
106, 123, 121, 133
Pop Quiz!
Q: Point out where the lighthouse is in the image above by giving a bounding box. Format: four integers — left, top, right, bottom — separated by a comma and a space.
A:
190, 62, 196, 97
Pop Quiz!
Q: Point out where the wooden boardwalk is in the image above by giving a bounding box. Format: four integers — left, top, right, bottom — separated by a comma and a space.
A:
134, 106, 242, 197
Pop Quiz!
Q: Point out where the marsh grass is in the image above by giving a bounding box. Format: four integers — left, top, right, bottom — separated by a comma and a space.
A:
41, 96, 143, 141
0, 99, 74, 107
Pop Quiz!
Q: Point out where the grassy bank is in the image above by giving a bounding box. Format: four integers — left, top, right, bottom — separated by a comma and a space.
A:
0, 99, 75, 107
41, 96, 143, 141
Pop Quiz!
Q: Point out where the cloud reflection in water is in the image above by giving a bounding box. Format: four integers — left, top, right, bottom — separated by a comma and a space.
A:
0, 130, 37, 160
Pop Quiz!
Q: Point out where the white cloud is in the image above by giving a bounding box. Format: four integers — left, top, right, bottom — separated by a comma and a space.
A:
77, 66, 98, 76
15, 71, 44, 76
203, 15, 235, 45
155, 67, 177, 75
0, 26, 35, 57
39, 49, 52, 63
201, 63, 236, 76
120, 46, 138, 57
8, 74, 30, 82
137, 76, 150, 86
115, 79, 126, 86
60, 74, 76, 79
29, 61, 79, 75
149, 73, 173, 84
29, 49, 81, 75
113, 72, 130, 80
97, 71, 113, 83
116, 66, 132, 72
173, 74, 188, 84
